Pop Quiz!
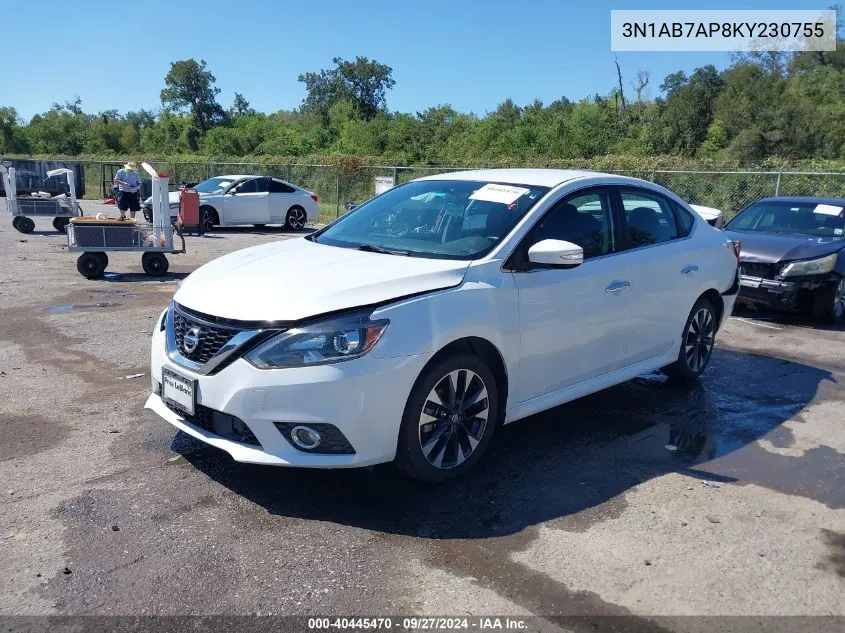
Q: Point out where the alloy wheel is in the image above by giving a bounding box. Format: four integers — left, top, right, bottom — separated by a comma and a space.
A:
418, 369, 489, 470
288, 207, 306, 230
685, 307, 715, 372
834, 279, 845, 320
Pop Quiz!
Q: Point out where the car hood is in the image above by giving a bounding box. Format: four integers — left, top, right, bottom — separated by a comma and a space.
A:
143, 191, 182, 207
725, 229, 844, 263
174, 238, 470, 322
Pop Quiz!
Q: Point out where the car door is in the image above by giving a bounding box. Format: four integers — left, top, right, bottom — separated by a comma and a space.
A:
221, 177, 270, 225
611, 186, 701, 365
510, 187, 632, 403
268, 178, 296, 224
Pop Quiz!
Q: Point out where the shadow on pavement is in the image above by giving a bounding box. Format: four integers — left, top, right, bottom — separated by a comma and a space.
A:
175, 347, 839, 538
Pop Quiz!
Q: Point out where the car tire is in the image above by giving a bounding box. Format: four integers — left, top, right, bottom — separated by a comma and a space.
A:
664, 297, 717, 381
395, 352, 500, 483
200, 206, 217, 233
143, 208, 152, 223
77, 252, 106, 279
812, 277, 845, 325
52, 217, 70, 233
285, 206, 307, 231
13, 216, 35, 233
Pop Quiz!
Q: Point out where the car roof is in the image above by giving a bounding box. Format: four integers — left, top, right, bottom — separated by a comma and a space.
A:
414, 168, 612, 188
215, 174, 254, 180
758, 196, 845, 206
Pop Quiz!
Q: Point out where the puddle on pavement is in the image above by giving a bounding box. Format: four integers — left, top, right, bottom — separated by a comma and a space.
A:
818, 529, 845, 578
48, 302, 120, 313
0, 414, 71, 461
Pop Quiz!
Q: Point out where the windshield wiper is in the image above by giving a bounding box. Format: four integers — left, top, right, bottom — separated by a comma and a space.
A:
357, 244, 410, 256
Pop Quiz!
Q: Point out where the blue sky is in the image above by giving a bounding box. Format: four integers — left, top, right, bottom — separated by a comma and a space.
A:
4, 0, 832, 120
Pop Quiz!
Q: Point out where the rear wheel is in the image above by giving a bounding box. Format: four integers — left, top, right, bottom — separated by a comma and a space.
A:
285, 206, 307, 231
395, 353, 500, 483
13, 216, 35, 233
77, 252, 107, 279
812, 278, 845, 325
664, 298, 717, 381
141, 252, 169, 277
52, 217, 70, 233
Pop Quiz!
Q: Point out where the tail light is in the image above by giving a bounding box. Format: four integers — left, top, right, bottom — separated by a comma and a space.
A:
311, 194, 319, 202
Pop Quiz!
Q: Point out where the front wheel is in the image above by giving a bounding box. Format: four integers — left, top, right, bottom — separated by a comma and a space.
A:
13, 216, 35, 234
199, 207, 217, 233
77, 252, 107, 279
395, 353, 500, 483
141, 252, 169, 277
52, 217, 70, 233
285, 206, 307, 231
812, 278, 845, 325
664, 298, 717, 381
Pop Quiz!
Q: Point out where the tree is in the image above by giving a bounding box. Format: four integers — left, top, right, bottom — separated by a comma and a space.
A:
160, 59, 225, 132
229, 93, 255, 119
298, 56, 395, 121
0, 107, 30, 153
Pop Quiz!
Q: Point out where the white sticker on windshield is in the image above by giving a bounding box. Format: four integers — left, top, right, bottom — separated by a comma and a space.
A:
469, 184, 530, 205
813, 203, 843, 216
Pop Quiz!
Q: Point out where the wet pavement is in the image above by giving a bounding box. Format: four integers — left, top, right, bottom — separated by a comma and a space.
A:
0, 212, 844, 624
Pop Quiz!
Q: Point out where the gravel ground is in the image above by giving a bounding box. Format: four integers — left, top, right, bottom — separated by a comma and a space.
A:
0, 204, 843, 628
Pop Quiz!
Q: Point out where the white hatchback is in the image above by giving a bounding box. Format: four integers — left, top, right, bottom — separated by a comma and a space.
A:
146, 169, 740, 482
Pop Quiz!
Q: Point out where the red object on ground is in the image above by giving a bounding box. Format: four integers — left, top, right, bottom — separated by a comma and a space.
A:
104, 197, 116, 205
179, 188, 200, 226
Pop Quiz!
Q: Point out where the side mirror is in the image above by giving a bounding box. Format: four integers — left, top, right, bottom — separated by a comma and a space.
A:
527, 239, 583, 268
227, 189, 237, 195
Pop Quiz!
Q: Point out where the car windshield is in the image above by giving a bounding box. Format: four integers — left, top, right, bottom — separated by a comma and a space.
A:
193, 177, 236, 194
313, 180, 549, 259
727, 200, 845, 238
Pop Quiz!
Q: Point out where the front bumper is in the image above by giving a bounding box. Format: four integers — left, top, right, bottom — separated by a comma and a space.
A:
737, 272, 836, 311
147, 325, 433, 468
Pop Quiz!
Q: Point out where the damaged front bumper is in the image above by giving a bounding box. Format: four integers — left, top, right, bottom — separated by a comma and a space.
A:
737, 271, 836, 311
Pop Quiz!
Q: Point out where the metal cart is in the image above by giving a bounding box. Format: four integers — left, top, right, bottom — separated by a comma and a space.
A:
1, 165, 81, 234
67, 163, 185, 279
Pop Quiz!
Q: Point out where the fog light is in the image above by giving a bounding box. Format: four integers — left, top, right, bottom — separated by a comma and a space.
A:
290, 425, 321, 450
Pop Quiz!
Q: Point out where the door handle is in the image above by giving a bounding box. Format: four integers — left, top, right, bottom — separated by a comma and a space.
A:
681, 265, 699, 275
605, 280, 631, 293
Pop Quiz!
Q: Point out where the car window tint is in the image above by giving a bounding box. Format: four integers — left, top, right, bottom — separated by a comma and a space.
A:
673, 202, 695, 236
269, 179, 295, 193
620, 189, 680, 247
533, 190, 614, 259
235, 179, 259, 194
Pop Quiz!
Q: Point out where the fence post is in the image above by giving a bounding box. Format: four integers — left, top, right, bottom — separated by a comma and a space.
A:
205, 163, 210, 180
393, 166, 398, 186
335, 173, 340, 218
775, 171, 782, 196
100, 161, 105, 198
287, 164, 292, 182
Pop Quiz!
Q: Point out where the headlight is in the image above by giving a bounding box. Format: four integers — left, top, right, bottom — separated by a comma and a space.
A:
244, 313, 389, 369
780, 253, 837, 277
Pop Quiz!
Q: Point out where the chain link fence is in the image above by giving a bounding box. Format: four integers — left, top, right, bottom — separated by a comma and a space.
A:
69, 160, 845, 225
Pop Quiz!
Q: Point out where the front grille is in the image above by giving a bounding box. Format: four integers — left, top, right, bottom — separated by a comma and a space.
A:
174, 307, 243, 364
741, 262, 780, 279
165, 401, 261, 447
274, 422, 356, 454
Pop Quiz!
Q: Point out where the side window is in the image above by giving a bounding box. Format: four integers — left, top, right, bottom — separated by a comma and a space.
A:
234, 178, 259, 194
620, 189, 680, 248
532, 189, 615, 259
269, 179, 295, 193
673, 201, 695, 236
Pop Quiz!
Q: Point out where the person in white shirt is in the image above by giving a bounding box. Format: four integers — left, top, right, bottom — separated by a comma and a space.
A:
113, 162, 143, 219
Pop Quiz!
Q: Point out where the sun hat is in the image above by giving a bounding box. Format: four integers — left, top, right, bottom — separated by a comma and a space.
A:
124, 161, 138, 171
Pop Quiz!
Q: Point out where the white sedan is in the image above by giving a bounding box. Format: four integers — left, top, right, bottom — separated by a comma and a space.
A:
143, 175, 318, 231
147, 169, 740, 482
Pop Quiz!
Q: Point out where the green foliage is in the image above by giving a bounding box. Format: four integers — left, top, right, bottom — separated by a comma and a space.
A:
298, 56, 395, 121
160, 59, 225, 132
4, 45, 845, 165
